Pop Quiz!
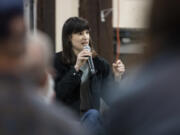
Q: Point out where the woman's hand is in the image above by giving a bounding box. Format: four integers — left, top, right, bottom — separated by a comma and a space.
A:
112, 59, 125, 79
74, 50, 92, 71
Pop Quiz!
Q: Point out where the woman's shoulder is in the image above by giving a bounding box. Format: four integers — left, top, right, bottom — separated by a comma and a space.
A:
54, 52, 70, 70
54, 52, 63, 64
55, 51, 63, 59
93, 56, 109, 66
93, 56, 110, 74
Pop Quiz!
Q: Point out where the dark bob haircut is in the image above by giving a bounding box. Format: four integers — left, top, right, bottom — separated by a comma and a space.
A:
61, 17, 96, 65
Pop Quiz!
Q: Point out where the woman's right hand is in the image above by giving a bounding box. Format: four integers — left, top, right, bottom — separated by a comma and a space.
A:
74, 50, 92, 71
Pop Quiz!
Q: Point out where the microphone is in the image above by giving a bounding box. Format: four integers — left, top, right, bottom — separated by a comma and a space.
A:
83, 45, 96, 74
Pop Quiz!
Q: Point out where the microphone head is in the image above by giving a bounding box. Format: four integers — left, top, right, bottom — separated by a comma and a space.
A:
83, 45, 91, 51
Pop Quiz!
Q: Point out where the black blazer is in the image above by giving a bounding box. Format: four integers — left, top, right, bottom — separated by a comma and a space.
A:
54, 52, 113, 114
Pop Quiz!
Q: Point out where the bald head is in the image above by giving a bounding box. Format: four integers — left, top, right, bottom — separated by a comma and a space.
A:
25, 31, 53, 80
24, 31, 55, 103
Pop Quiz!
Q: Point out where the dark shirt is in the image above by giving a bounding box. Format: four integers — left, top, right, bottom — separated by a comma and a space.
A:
0, 74, 87, 135
105, 51, 180, 135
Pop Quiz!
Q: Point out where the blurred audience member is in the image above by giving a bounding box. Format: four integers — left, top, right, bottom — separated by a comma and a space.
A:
24, 31, 55, 103
0, 0, 26, 74
0, 0, 89, 134
105, 0, 180, 135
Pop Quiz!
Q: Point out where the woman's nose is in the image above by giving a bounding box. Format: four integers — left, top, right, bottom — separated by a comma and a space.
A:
83, 33, 89, 39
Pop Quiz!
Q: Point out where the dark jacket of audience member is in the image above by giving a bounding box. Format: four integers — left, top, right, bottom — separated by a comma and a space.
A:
105, 0, 180, 135
106, 52, 180, 135
0, 75, 87, 135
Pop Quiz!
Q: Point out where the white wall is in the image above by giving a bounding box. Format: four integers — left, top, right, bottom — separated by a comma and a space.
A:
113, 0, 152, 28
55, 0, 152, 51
56, 0, 79, 52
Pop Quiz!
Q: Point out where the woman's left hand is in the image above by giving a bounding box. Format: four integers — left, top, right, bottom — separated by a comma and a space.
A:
112, 59, 125, 79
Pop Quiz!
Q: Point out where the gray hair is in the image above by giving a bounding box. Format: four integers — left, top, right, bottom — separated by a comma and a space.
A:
24, 30, 54, 86
26, 31, 53, 68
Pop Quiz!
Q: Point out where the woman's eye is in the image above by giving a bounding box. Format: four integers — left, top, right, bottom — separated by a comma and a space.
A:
78, 32, 83, 35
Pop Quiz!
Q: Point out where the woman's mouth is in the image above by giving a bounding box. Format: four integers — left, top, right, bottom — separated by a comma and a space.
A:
81, 42, 89, 46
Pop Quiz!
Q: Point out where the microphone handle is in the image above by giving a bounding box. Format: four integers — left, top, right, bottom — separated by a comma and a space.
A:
88, 56, 95, 74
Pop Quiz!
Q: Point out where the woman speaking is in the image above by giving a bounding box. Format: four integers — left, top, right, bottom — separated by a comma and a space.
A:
54, 17, 125, 116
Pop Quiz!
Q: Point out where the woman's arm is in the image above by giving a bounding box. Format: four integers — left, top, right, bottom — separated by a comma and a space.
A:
54, 53, 82, 103
55, 68, 82, 101
98, 58, 125, 105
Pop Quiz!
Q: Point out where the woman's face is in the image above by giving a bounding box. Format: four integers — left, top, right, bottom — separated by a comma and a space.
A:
70, 29, 90, 54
